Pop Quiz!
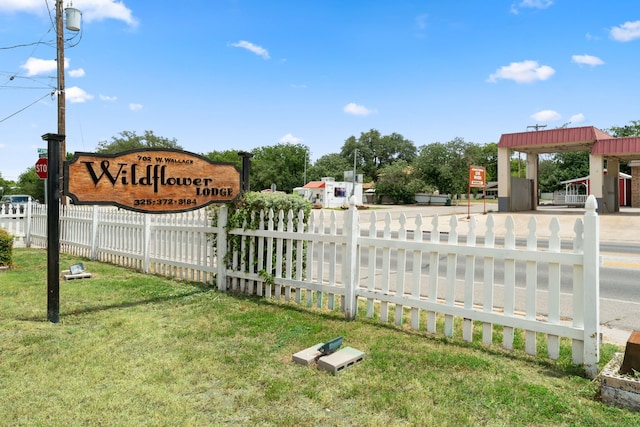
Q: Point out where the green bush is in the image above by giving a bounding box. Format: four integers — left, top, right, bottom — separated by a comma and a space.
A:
0, 229, 14, 267
210, 192, 312, 285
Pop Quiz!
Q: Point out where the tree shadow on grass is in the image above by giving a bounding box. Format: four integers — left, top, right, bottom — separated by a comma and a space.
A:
15, 286, 214, 322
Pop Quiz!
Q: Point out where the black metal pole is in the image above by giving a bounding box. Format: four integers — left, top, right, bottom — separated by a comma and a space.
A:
42, 133, 64, 323
237, 151, 253, 193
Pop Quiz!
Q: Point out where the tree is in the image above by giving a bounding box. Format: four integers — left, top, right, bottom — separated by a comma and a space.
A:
95, 130, 182, 153
202, 149, 244, 169
307, 153, 351, 183
250, 143, 310, 193
606, 120, 640, 138
0, 174, 15, 198
17, 168, 45, 203
413, 137, 477, 197
554, 151, 590, 184
340, 129, 416, 182
374, 160, 425, 204
476, 142, 498, 182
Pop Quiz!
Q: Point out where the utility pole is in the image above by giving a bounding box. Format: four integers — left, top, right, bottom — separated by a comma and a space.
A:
56, 0, 66, 200
527, 124, 547, 131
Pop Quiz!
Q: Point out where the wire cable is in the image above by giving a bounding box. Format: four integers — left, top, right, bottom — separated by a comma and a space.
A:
0, 91, 53, 124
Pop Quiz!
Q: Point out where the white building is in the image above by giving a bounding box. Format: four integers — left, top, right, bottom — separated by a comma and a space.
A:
294, 177, 363, 208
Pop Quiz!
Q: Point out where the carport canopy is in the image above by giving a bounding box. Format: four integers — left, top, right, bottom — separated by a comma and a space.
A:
496, 126, 640, 213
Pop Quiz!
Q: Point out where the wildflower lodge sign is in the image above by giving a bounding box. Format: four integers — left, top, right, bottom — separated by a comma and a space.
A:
65, 149, 241, 213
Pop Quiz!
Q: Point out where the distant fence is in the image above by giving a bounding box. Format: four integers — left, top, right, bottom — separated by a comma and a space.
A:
0, 198, 601, 377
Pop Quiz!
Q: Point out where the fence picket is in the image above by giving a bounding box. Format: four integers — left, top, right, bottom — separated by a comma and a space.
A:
547, 217, 561, 359
366, 211, 377, 318
444, 215, 458, 338
463, 217, 476, 342
482, 215, 496, 345
525, 217, 538, 356
380, 213, 392, 323
394, 213, 407, 326
503, 216, 516, 350
427, 215, 440, 334
410, 214, 423, 330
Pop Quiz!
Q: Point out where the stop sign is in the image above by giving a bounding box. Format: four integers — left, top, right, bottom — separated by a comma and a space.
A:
35, 157, 48, 179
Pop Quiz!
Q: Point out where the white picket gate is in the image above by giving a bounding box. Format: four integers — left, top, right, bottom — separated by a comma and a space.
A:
0, 197, 600, 377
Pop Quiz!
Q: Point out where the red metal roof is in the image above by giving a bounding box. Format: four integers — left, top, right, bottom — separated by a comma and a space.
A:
303, 181, 325, 189
497, 126, 640, 159
498, 126, 612, 152
592, 137, 640, 156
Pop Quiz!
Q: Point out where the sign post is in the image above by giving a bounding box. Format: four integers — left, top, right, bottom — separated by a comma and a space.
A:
468, 165, 486, 219
41, 133, 64, 324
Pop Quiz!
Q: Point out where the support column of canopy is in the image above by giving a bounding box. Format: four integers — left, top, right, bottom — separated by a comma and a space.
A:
589, 153, 604, 213
498, 146, 511, 212
526, 153, 539, 211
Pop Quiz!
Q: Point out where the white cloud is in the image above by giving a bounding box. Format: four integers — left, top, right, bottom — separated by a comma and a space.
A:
569, 113, 585, 123
99, 94, 117, 101
279, 133, 303, 144
129, 103, 143, 111
571, 54, 604, 66
610, 20, 640, 42
66, 86, 93, 103
343, 102, 374, 116
520, 0, 553, 8
230, 40, 270, 59
0, 0, 42, 14
531, 110, 561, 122
21, 57, 62, 76
510, 0, 553, 14
68, 68, 86, 77
0, 0, 138, 27
487, 60, 555, 83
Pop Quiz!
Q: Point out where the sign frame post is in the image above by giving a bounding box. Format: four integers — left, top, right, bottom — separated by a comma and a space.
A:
468, 165, 487, 219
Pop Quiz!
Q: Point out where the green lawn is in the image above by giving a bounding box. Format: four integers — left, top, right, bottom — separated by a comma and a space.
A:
1, 248, 637, 426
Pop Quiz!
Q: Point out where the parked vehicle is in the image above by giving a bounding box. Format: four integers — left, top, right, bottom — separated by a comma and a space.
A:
0, 195, 36, 215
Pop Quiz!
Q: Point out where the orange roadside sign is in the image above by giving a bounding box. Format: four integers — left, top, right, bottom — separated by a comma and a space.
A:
469, 166, 486, 188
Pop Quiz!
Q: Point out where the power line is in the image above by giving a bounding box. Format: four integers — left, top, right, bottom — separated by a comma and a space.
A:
0, 91, 53, 124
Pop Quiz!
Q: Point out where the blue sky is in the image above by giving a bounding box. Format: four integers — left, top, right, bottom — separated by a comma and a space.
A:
1, 0, 639, 181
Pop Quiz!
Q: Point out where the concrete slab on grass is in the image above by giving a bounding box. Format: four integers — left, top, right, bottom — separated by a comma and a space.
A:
317, 347, 365, 375
292, 343, 324, 366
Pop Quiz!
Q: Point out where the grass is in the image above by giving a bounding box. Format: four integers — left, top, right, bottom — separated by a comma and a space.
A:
1, 248, 638, 426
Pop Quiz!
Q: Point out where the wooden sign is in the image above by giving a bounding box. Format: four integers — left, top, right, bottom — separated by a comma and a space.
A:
64, 149, 241, 213
468, 166, 486, 188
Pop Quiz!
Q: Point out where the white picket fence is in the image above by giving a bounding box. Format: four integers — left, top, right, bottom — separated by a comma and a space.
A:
0, 203, 31, 247
24, 204, 219, 284
0, 197, 601, 377
219, 197, 600, 378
